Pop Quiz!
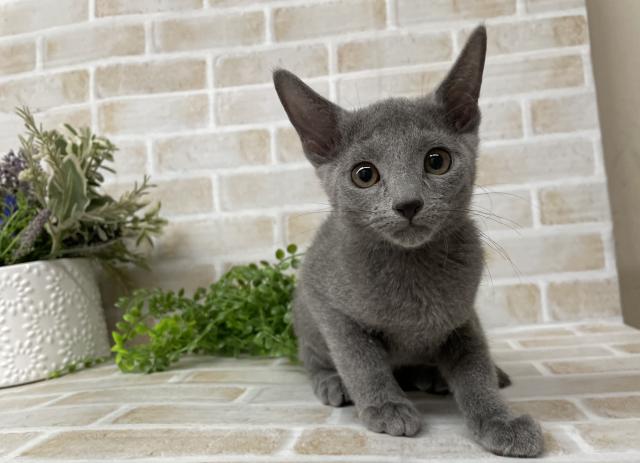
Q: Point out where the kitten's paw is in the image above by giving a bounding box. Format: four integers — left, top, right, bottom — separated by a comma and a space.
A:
478, 414, 544, 458
313, 373, 351, 407
361, 401, 422, 437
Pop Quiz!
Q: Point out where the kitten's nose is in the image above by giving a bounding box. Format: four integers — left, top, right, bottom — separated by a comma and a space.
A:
393, 199, 423, 220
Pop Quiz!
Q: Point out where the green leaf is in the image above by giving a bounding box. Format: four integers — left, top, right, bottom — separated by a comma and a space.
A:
275, 249, 285, 260
286, 244, 297, 254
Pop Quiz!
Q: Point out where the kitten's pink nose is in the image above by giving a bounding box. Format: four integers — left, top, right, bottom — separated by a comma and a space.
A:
394, 199, 423, 220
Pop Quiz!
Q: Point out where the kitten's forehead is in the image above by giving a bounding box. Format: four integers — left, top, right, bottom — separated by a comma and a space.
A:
345, 97, 442, 142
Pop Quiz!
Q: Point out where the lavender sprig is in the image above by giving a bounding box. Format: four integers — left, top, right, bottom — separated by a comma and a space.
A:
0, 150, 29, 197
12, 208, 50, 262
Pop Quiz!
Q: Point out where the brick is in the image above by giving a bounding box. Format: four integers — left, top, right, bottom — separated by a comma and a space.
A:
612, 343, 640, 354
545, 356, 640, 375
0, 396, 57, 413
22, 429, 289, 458
0, 0, 87, 37
251, 385, 317, 404
96, 59, 206, 98
500, 362, 542, 377
493, 345, 612, 362
215, 45, 328, 88
153, 12, 264, 53
216, 81, 328, 125
98, 94, 209, 135
548, 279, 621, 321
575, 323, 636, 334
219, 167, 326, 211
582, 396, 640, 419
2, 372, 177, 397
274, 0, 386, 42
539, 182, 611, 225
187, 369, 307, 384
33, 106, 93, 139
479, 100, 523, 140
476, 138, 594, 186
294, 426, 485, 457
525, 0, 585, 13
0, 405, 115, 429
0, 39, 35, 76
518, 332, 640, 349
114, 404, 330, 425
137, 177, 213, 215
124, 261, 216, 294
476, 284, 541, 327
471, 189, 532, 231
109, 140, 148, 179
96, 0, 201, 16
0, 433, 39, 457
509, 399, 586, 421
397, 0, 516, 26
154, 130, 270, 172
44, 23, 145, 68
285, 211, 326, 247
276, 127, 304, 163
0, 70, 89, 112
481, 55, 584, 98
484, 233, 604, 278
337, 68, 447, 108
576, 421, 640, 451
531, 92, 599, 134
157, 216, 275, 259
209, 0, 263, 6
337, 32, 452, 73
491, 327, 575, 339
57, 385, 243, 405
504, 373, 640, 399
461, 16, 588, 56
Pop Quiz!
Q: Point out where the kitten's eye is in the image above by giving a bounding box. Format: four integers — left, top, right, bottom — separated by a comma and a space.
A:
351, 162, 380, 188
424, 148, 452, 175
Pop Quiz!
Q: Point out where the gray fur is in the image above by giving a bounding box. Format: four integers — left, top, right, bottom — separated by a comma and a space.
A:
273, 26, 544, 458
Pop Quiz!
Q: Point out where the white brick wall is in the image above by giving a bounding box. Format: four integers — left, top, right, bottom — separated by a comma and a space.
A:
0, 0, 620, 327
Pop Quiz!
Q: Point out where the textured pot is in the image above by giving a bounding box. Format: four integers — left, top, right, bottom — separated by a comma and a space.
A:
0, 258, 110, 387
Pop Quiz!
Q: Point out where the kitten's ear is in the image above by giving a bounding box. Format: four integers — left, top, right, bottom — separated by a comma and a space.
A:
435, 25, 487, 133
273, 69, 345, 166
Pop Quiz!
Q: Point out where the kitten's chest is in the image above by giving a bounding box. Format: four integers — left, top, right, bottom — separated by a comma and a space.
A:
351, 245, 481, 355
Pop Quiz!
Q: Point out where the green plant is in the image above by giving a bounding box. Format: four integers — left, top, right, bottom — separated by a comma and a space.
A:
113, 245, 301, 373
8, 107, 166, 268
0, 192, 50, 265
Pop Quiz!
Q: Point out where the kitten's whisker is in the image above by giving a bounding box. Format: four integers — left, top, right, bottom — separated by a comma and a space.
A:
477, 230, 522, 280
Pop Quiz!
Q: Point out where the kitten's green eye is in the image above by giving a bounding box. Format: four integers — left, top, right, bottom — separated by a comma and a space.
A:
351, 162, 380, 188
425, 148, 452, 175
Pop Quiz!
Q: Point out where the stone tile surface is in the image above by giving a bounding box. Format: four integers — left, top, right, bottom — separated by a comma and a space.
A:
2, 321, 640, 462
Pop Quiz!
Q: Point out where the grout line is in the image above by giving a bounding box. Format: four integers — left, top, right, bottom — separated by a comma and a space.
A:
34, 36, 44, 71
539, 280, 551, 323
89, 67, 98, 131
88, 0, 95, 20
385, 0, 397, 30
263, 6, 274, 44
144, 20, 153, 55
1, 431, 58, 460
89, 404, 134, 426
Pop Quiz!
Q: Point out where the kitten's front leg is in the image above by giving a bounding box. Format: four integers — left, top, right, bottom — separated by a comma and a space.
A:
319, 309, 421, 437
438, 320, 544, 458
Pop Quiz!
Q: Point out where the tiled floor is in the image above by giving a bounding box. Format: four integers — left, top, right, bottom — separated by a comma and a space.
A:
1, 321, 640, 462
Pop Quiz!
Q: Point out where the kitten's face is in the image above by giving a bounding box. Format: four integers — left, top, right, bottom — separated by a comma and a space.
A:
320, 98, 478, 248
274, 26, 487, 249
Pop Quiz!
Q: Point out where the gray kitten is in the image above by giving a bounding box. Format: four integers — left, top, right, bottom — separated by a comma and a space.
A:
273, 26, 544, 458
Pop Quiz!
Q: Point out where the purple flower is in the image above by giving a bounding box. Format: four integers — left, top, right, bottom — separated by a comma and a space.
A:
0, 194, 17, 227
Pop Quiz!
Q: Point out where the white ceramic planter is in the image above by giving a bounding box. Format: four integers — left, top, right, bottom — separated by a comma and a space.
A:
0, 258, 110, 387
